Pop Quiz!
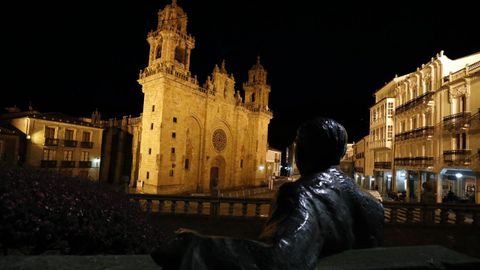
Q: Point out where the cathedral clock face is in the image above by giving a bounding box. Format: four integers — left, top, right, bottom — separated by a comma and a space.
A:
212, 129, 227, 152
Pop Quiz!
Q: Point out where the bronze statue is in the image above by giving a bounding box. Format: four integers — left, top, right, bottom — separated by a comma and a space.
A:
151, 117, 384, 269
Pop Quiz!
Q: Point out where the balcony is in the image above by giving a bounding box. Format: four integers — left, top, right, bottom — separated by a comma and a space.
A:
60, 161, 76, 168
354, 167, 364, 173
394, 157, 433, 167
395, 92, 434, 115
80, 141, 94, 148
40, 160, 57, 168
370, 140, 391, 150
63, 140, 78, 147
443, 112, 471, 130
374, 162, 391, 170
443, 149, 471, 165
79, 161, 92, 168
395, 126, 434, 142
44, 138, 59, 146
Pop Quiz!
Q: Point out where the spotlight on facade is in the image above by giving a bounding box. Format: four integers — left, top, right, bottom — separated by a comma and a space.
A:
455, 173, 463, 179
26, 135, 31, 139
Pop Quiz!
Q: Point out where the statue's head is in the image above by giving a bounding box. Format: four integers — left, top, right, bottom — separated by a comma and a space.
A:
295, 117, 348, 175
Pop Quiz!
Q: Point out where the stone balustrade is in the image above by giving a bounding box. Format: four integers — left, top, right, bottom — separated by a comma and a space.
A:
129, 194, 480, 226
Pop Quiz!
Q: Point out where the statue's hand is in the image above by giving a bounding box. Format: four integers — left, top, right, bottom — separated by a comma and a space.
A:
150, 228, 200, 269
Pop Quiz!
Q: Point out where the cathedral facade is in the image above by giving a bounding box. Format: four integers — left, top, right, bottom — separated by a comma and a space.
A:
137, 1, 272, 194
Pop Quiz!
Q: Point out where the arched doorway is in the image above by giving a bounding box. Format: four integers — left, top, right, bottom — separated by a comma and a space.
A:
210, 155, 226, 195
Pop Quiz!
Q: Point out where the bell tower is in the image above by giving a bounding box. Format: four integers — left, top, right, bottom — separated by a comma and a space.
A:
243, 56, 271, 110
146, 0, 195, 74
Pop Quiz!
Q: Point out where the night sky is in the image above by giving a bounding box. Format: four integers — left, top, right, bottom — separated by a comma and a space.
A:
2, 0, 479, 149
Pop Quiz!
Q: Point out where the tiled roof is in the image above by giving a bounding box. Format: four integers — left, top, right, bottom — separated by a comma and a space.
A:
0, 111, 102, 128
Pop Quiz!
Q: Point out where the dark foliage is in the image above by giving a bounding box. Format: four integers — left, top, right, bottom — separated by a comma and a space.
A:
0, 164, 158, 255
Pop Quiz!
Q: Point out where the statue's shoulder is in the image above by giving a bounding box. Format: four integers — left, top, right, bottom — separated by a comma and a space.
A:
277, 181, 304, 197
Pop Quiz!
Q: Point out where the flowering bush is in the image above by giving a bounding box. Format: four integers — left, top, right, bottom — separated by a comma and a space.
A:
0, 164, 158, 255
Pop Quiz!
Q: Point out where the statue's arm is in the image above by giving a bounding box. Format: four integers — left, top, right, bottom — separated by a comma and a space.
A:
154, 183, 327, 269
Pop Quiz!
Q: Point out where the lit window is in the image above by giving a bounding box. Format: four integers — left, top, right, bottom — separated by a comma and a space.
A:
81, 151, 89, 162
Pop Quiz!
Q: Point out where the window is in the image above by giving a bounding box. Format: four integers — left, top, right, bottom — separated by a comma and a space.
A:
456, 133, 467, 150
425, 79, 431, 91
184, 158, 189, 169
173, 117, 177, 123
174, 46, 186, 64
240, 159, 243, 168
150, 123, 154, 130
155, 44, 162, 59
387, 125, 393, 141
65, 129, 74, 140
149, 148, 152, 155
169, 170, 174, 177
172, 132, 176, 138
82, 131, 91, 142
45, 127, 55, 139
251, 93, 256, 102
401, 121, 406, 133
146, 171, 150, 179
152, 105, 155, 112
43, 149, 56, 160
387, 102, 394, 118
64, 150, 73, 161
81, 151, 89, 162
171, 147, 175, 154
460, 96, 466, 112
412, 117, 417, 129
425, 112, 432, 126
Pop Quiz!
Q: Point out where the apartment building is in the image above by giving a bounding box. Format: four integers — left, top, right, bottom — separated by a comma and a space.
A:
1, 110, 103, 180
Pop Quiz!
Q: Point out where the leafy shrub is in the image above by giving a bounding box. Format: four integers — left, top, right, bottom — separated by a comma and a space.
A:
0, 164, 158, 255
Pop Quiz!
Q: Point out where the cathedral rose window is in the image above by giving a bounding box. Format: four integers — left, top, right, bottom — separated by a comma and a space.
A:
212, 129, 227, 152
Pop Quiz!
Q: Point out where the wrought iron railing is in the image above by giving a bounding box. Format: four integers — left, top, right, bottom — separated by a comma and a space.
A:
80, 141, 94, 148
60, 161, 76, 168
443, 149, 472, 165
395, 126, 434, 142
40, 160, 57, 168
443, 112, 471, 128
79, 161, 92, 168
374, 162, 391, 169
44, 138, 59, 146
63, 140, 78, 147
395, 92, 434, 114
394, 157, 434, 167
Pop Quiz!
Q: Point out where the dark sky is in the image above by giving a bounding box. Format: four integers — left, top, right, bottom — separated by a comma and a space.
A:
2, 0, 479, 149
